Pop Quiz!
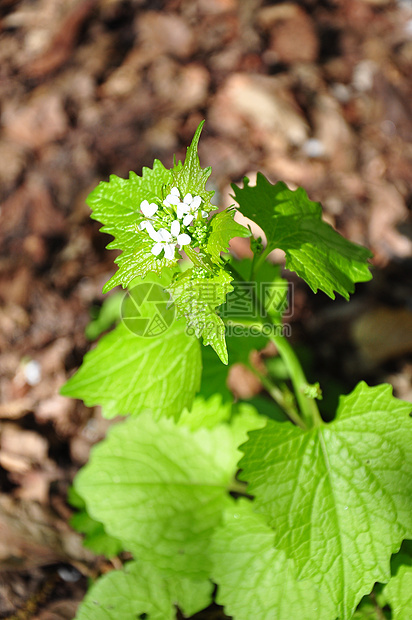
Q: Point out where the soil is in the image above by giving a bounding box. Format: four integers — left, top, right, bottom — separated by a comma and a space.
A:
1, 0, 412, 617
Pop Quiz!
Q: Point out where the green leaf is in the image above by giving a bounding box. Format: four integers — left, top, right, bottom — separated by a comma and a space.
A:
74, 410, 264, 579
178, 394, 232, 430
173, 120, 214, 208
68, 487, 123, 557
207, 208, 250, 264
70, 511, 123, 558
168, 266, 233, 365
232, 174, 373, 300
239, 382, 412, 619
85, 292, 123, 341
87, 163, 176, 293
75, 561, 212, 620
87, 122, 217, 293
61, 319, 201, 420
211, 500, 336, 620
383, 553, 412, 619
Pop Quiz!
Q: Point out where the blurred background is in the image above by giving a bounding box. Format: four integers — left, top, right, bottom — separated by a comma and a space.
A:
1, 0, 412, 616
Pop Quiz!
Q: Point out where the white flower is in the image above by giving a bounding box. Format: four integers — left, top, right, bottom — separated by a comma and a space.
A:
176, 193, 207, 226
163, 186, 181, 207
138, 199, 159, 230
148, 220, 191, 260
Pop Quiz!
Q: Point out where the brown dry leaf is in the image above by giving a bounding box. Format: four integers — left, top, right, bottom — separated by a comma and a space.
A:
311, 94, 356, 171
0, 140, 28, 200
34, 599, 80, 620
0, 569, 44, 617
367, 182, 412, 262
0, 424, 48, 464
70, 409, 116, 465
227, 363, 262, 400
197, 0, 238, 14
209, 73, 308, 147
24, 0, 98, 78
136, 11, 194, 60
352, 306, 412, 365
0, 397, 33, 420
14, 470, 55, 504
0, 494, 94, 572
3, 94, 68, 149
258, 3, 319, 64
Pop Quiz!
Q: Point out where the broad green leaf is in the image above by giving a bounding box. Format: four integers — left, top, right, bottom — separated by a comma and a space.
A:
61, 319, 201, 420
168, 266, 233, 364
85, 292, 123, 341
74, 410, 264, 579
68, 488, 123, 557
239, 382, 412, 619
87, 163, 175, 293
382, 553, 412, 619
88, 123, 216, 293
207, 208, 250, 264
173, 120, 214, 209
178, 394, 232, 430
75, 561, 212, 620
232, 174, 373, 300
211, 500, 336, 620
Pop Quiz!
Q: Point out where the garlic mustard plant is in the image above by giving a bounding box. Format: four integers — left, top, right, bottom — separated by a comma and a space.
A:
62, 122, 412, 620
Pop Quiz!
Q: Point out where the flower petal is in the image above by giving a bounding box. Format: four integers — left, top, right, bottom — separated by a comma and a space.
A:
191, 196, 202, 210
166, 194, 180, 205
164, 243, 176, 260
201, 210, 208, 218
183, 193, 193, 205
151, 242, 163, 256
157, 228, 172, 242
138, 220, 148, 231
183, 213, 194, 226
145, 222, 160, 241
177, 233, 191, 246
141, 201, 158, 217
170, 187, 180, 196
171, 220, 180, 237
176, 203, 187, 219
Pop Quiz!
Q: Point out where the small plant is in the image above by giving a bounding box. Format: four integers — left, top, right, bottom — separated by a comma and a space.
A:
62, 122, 412, 620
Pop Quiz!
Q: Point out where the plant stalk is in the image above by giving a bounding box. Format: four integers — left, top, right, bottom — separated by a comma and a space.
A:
249, 364, 306, 429
225, 260, 323, 429
270, 333, 323, 428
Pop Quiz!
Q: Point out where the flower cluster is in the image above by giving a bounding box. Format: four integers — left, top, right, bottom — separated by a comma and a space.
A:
138, 187, 208, 260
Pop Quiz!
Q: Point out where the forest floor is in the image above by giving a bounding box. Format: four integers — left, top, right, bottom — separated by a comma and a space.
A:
1, 0, 412, 617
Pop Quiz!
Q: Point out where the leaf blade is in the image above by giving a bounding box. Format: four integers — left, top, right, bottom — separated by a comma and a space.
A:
232, 175, 373, 299
211, 500, 336, 620
239, 382, 412, 618
61, 319, 201, 419
74, 409, 264, 579
75, 561, 212, 620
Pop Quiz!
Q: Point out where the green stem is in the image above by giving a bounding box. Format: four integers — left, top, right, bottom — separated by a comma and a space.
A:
251, 246, 272, 280
249, 364, 306, 429
228, 478, 249, 495
224, 259, 323, 429
270, 334, 323, 428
